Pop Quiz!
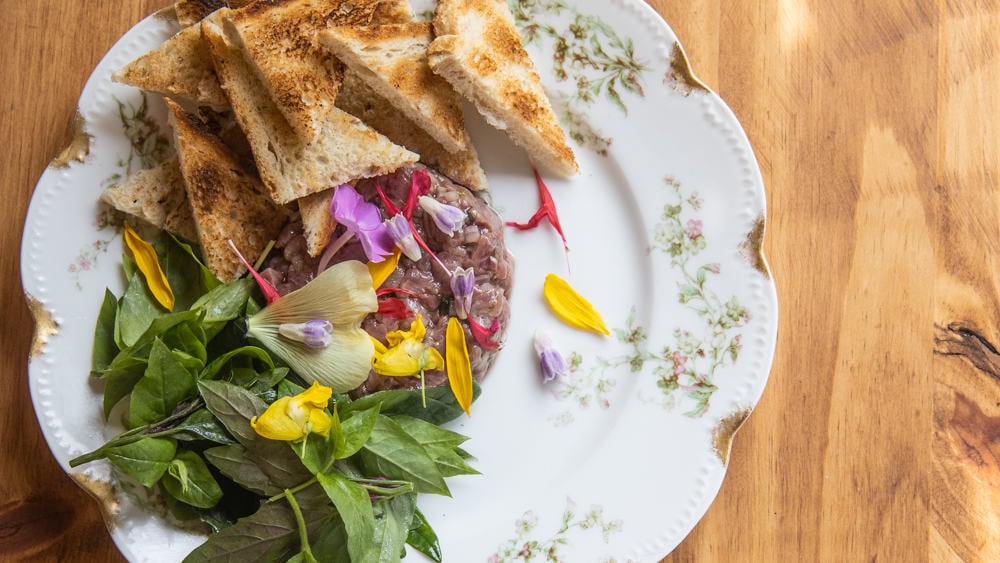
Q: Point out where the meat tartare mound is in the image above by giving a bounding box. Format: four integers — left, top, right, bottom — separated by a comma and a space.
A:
261, 164, 514, 395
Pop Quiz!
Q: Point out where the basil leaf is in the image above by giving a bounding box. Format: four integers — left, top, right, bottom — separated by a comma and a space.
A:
406, 509, 442, 563
182, 501, 331, 563
167, 233, 221, 293
390, 416, 478, 477
92, 289, 119, 373
170, 409, 236, 444
359, 417, 448, 496
204, 444, 282, 497
102, 363, 145, 419
316, 471, 377, 563
162, 450, 223, 508
106, 309, 201, 372
198, 380, 267, 447
129, 339, 197, 428
245, 440, 313, 489
342, 383, 481, 425
338, 405, 380, 460
192, 277, 254, 340
162, 320, 208, 366
117, 270, 165, 347
105, 437, 177, 487
311, 514, 351, 563
200, 346, 275, 381
371, 494, 416, 563
154, 235, 209, 311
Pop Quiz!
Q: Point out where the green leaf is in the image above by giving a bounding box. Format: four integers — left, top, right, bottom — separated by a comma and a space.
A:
338, 405, 379, 460
198, 380, 267, 447
371, 494, 416, 563
204, 444, 282, 497
182, 501, 331, 563
106, 437, 177, 487
359, 417, 448, 496
117, 270, 166, 347
298, 432, 334, 475
162, 450, 224, 508
170, 409, 236, 444
406, 509, 442, 563
316, 471, 378, 563
92, 289, 119, 373
155, 234, 212, 311
162, 321, 208, 366
342, 383, 481, 426
310, 516, 351, 563
391, 416, 477, 477
192, 278, 254, 340
169, 233, 221, 293
103, 364, 145, 419
129, 339, 197, 428
200, 346, 275, 381
106, 309, 201, 372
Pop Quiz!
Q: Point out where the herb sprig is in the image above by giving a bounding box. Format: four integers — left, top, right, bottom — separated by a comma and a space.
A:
72, 233, 479, 562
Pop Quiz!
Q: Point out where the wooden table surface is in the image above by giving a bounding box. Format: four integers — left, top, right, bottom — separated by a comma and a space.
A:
2, 0, 995, 561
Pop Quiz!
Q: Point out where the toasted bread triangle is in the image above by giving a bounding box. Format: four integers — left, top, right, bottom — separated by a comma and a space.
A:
165, 99, 290, 282
429, 0, 578, 176
175, 0, 256, 27
202, 12, 419, 205
319, 22, 470, 154
99, 157, 200, 243
336, 70, 487, 191
222, 0, 413, 142
113, 24, 228, 108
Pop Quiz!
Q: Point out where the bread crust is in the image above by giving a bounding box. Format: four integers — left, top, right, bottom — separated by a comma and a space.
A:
319, 22, 469, 154
429, 0, 578, 176
166, 99, 290, 282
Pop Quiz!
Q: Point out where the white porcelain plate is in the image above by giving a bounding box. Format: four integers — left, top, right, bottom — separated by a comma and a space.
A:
21, 1, 777, 561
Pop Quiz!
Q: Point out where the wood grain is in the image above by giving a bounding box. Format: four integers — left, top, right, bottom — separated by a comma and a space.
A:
1, 0, 996, 561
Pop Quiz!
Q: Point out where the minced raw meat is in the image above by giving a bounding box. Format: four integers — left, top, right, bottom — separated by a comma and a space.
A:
260, 164, 514, 395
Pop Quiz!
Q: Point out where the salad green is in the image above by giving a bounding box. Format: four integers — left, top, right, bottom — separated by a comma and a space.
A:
72, 232, 480, 562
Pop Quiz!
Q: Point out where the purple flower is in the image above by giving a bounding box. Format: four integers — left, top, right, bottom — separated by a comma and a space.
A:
418, 195, 466, 235
384, 214, 421, 262
278, 319, 334, 349
450, 267, 475, 320
330, 184, 394, 262
533, 332, 568, 383
685, 219, 703, 239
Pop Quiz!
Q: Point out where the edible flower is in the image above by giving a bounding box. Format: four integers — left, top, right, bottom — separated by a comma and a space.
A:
418, 195, 466, 235
319, 185, 394, 271
368, 249, 401, 289
506, 166, 569, 253
250, 381, 332, 441
403, 169, 432, 218
533, 331, 568, 383
370, 315, 444, 377
123, 223, 174, 310
278, 320, 333, 349
248, 261, 378, 392
543, 273, 610, 335
446, 317, 473, 415
229, 240, 280, 305
385, 214, 421, 261
377, 298, 414, 320
450, 267, 475, 320
468, 316, 501, 349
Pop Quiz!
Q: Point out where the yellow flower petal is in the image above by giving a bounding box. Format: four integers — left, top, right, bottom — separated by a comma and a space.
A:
543, 273, 610, 335
368, 249, 401, 289
123, 223, 175, 311
250, 382, 335, 441
250, 397, 305, 441
371, 315, 443, 377
446, 317, 473, 415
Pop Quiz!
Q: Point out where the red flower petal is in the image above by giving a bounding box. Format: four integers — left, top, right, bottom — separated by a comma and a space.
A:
404, 169, 432, 219
505, 166, 569, 252
377, 298, 415, 320
468, 317, 501, 349
228, 240, 280, 304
